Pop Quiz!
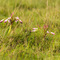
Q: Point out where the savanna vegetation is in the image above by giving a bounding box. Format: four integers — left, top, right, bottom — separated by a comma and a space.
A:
0, 0, 60, 60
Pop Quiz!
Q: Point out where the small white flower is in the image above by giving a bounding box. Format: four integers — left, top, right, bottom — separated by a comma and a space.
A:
15, 17, 19, 20
8, 17, 11, 20
32, 28, 38, 32
8, 20, 10, 23
15, 20, 18, 22
4, 19, 8, 23
51, 32, 55, 35
32, 30, 37, 32
33, 28, 38, 30
0, 19, 4, 23
47, 31, 49, 33
19, 20, 22, 23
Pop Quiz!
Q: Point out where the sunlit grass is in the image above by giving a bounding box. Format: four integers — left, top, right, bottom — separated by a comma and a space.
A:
0, 0, 60, 60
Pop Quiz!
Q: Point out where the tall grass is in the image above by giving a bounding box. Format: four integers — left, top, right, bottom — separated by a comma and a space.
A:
0, 0, 60, 60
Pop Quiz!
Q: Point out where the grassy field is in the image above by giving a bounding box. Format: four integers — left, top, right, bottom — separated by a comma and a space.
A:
0, 0, 60, 60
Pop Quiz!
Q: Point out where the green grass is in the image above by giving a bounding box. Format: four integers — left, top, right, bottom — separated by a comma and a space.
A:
0, 0, 60, 60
